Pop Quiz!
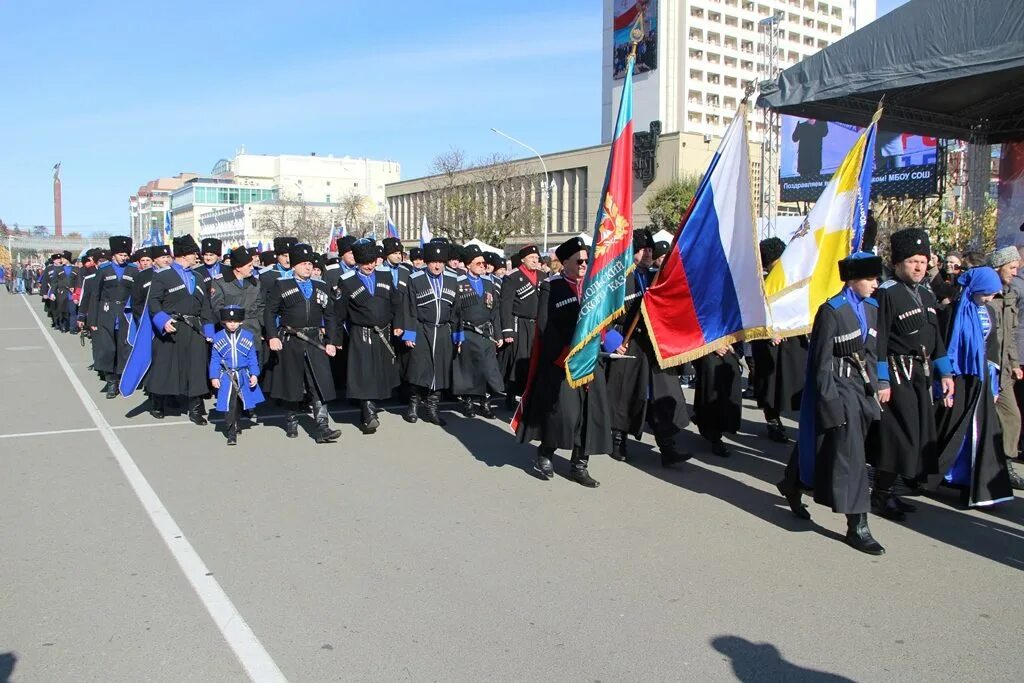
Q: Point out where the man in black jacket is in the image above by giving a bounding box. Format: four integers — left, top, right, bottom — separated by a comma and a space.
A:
264, 243, 341, 443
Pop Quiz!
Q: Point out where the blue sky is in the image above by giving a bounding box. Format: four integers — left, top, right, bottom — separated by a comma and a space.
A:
0, 0, 907, 234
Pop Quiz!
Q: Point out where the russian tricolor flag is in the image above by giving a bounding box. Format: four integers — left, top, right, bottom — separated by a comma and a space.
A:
641, 104, 770, 367
386, 216, 400, 239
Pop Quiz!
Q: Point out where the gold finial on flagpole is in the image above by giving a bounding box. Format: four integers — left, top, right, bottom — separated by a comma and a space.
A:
628, 1, 646, 61
871, 95, 885, 124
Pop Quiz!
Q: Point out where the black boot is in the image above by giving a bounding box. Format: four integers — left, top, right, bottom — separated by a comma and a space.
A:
534, 446, 555, 480
188, 398, 208, 426
478, 396, 496, 419
226, 424, 238, 446
404, 391, 421, 423
361, 400, 379, 434
285, 411, 299, 439
423, 391, 447, 426
313, 400, 341, 443
569, 448, 600, 488
504, 393, 517, 411
776, 479, 811, 520
871, 487, 906, 521
101, 378, 113, 396
150, 395, 165, 420
766, 420, 791, 444
460, 396, 476, 418
656, 436, 692, 468
1007, 462, 1024, 491
845, 513, 885, 555
710, 439, 731, 457
610, 430, 629, 462
106, 374, 120, 399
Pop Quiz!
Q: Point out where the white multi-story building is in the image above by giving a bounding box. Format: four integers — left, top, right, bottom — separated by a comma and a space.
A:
602, 0, 876, 142
163, 151, 401, 241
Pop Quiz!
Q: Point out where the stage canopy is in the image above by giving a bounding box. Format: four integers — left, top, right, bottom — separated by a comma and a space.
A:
757, 0, 1024, 142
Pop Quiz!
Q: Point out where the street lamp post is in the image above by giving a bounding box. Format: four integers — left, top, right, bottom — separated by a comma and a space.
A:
490, 128, 552, 253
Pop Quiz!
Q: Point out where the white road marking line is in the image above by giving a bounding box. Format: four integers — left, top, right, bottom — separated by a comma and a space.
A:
0, 427, 100, 439
112, 421, 192, 430
22, 296, 287, 682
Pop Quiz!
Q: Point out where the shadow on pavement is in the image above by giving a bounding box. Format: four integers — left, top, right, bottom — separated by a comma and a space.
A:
621, 436, 828, 536
711, 636, 855, 682
0, 652, 17, 683
633, 426, 1024, 570
435, 402, 541, 479
894, 492, 1024, 571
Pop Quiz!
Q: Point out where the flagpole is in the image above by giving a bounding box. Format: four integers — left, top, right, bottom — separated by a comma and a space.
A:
619, 98, 750, 349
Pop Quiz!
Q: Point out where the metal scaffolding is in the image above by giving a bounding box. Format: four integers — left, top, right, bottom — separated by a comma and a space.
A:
758, 12, 784, 239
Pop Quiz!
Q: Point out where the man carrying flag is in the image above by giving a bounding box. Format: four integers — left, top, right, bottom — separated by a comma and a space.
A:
514, 237, 611, 486
515, 27, 643, 486
637, 102, 769, 456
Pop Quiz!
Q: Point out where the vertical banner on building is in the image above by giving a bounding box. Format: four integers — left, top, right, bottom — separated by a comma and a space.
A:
997, 142, 1024, 247
564, 50, 636, 388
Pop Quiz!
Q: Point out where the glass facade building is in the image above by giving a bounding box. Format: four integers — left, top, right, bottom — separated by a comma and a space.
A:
171, 183, 278, 211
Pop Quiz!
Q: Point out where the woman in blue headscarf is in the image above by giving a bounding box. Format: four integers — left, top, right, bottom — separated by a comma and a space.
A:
932, 266, 1015, 506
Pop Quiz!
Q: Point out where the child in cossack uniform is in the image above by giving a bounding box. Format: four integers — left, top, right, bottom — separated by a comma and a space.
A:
209, 305, 264, 445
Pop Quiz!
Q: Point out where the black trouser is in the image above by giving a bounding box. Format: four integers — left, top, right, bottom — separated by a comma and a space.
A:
225, 394, 242, 431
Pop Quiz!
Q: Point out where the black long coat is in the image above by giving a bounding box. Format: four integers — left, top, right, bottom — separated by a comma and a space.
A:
604, 266, 689, 439
797, 294, 880, 514
403, 270, 461, 391
257, 265, 292, 391
499, 267, 540, 393
86, 262, 138, 374
693, 345, 743, 440
146, 266, 210, 398
515, 275, 612, 455
335, 268, 402, 401
452, 274, 504, 397
74, 265, 97, 325
52, 265, 77, 317
264, 276, 338, 403
751, 335, 808, 414
868, 279, 948, 478
130, 267, 154, 322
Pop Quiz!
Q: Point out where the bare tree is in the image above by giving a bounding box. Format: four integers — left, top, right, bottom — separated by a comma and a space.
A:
338, 191, 371, 235
422, 148, 542, 247
254, 194, 335, 248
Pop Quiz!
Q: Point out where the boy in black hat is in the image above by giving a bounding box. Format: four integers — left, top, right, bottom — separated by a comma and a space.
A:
778, 252, 886, 555
515, 236, 611, 487
869, 228, 954, 520
85, 236, 137, 397
209, 305, 264, 445
402, 241, 462, 425
335, 239, 403, 433
265, 243, 342, 443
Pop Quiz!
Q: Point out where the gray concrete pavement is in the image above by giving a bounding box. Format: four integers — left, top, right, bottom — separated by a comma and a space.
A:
1, 289, 1022, 682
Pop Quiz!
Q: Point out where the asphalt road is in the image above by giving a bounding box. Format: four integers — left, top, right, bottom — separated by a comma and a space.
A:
1, 290, 1022, 682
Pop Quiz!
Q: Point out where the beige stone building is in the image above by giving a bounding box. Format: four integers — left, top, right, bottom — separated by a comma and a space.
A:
386, 129, 763, 251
